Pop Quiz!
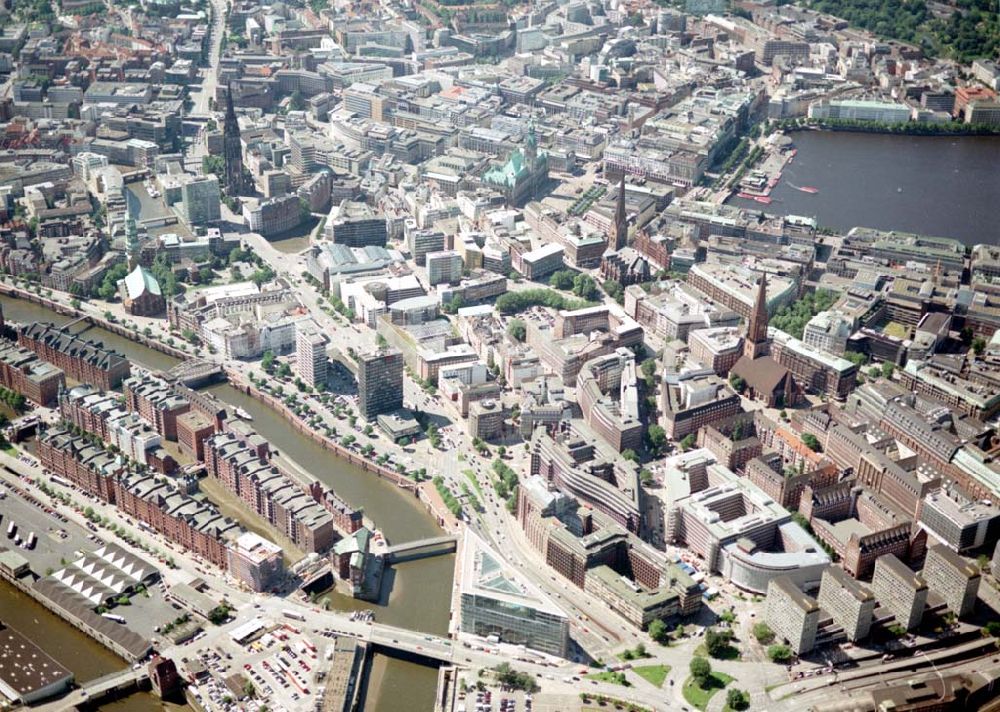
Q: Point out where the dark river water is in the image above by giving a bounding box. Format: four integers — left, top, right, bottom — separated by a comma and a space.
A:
0, 295, 451, 711
729, 131, 1000, 246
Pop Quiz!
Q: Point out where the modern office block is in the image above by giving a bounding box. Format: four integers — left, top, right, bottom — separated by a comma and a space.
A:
179, 175, 221, 225
817, 567, 875, 642
295, 323, 327, 388
921, 545, 980, 619
765, 575, 819, 654
358, 347, 403, 421
426, 250, 464, 286
459, 531, 569, 657
872, 554, 927, 631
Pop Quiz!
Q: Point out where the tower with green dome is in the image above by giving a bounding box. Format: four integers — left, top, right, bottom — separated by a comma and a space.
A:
482, 121, 548, 206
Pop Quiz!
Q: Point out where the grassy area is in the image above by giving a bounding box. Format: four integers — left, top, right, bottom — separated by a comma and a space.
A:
682, 672, 734, 711
463, 469, 482, 496
632, 664, 671, 688
882, 321, 910, 339
460, 483, 481, 511
586, 671, 630, 686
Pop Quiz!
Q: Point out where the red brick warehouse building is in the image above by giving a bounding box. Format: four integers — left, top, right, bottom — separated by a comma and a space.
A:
18, 322, 130, 390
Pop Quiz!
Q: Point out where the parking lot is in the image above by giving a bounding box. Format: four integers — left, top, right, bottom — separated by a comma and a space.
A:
180, 617, 336, 712
458, 686, 535, 712
0, 473, 89, 575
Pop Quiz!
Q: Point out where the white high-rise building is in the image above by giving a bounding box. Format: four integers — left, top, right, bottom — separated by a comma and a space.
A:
295, 322, 328, 388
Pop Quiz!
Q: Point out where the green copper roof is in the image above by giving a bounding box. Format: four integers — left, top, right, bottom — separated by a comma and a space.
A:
122, 265, 161, 299
483, 145, 547, 189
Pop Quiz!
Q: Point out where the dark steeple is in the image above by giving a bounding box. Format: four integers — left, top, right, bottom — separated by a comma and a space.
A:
744, 272, 770, 359
223, 84, 245, 197
612, 174, 627, 251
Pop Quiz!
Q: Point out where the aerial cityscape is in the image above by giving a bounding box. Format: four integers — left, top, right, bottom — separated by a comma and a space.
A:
0, 0, 998, 711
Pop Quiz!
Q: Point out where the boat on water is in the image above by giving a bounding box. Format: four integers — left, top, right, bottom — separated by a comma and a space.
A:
788, 183, 819, 194
753, 196, 773, 205
233, 406, 254, 421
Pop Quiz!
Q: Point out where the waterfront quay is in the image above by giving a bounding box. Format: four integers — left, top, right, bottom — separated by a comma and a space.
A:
0, 460, 173, 662
0, 292, 458, 712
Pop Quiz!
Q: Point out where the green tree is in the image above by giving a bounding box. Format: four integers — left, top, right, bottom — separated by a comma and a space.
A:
227, 247, 246, 266
689, 656, 712, 686
646, 424, 667, 454
549, 270, 575, 290
843, 351, 869, 367
972, 337, 986, 355
679, 433, 696, 451
261, 350, 276, 372
767, 644, 793, 663
769, 289, 839, 339
705, 627, 734, 658
801, 433, 822, 452
881, 362, 895, 379
648, 618, 670, 644
572, 273, 599, 300
603, 279, 624, 303
753, 622, 775, 644
202, 155, 225, 177
98, 263, 130, 301
495, 289, 593, 314
727, 688, 750, 711
251, 265, 275, 285
506, 318, 526, 342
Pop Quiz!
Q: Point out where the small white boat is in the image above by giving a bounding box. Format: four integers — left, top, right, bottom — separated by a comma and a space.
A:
233, 406, 254, 421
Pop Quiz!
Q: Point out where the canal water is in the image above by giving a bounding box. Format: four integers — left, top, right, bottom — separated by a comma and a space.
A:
0, 294, 452, 711
729, 131, 1000, 246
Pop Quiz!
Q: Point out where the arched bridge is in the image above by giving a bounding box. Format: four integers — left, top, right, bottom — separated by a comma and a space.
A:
164, 360, 226, 387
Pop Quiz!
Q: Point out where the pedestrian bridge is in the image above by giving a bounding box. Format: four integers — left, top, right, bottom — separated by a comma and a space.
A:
384, 535, 457, 564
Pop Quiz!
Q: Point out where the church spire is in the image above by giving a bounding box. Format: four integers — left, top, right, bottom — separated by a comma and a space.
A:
225, 83, 236, 123
612, 174, 627, 251
525, 118, 537, 168
223, 83, 244, 197
125, 217, 139, 270
743, 272, 770, 359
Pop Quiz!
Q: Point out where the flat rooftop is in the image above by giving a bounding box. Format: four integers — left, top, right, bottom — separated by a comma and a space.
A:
0, 622, 73, 700
459, 530, 565, 618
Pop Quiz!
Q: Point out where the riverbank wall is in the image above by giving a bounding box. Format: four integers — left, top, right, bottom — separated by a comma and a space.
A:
775, 119, 1000, 136
0, 282, 190, 362
0, 282, 462, 535
225, 373, 461, 535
